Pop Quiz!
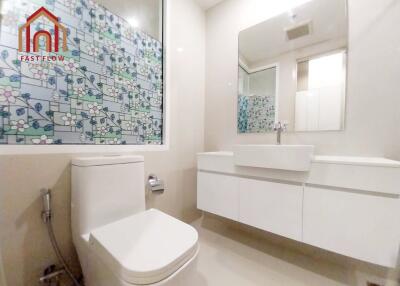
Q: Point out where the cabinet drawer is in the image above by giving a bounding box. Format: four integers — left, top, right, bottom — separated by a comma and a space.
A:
197, 172, 239, 220
303, 186, 400, 267
239, 178, 303, 241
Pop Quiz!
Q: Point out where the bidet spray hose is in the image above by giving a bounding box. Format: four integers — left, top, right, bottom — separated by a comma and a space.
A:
41, 189, 82, 286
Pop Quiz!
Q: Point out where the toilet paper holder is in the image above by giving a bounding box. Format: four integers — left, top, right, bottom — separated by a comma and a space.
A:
147, 174, 165, 193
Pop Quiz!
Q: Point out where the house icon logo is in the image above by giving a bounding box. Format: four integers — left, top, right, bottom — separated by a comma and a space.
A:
18, 7, 68, 53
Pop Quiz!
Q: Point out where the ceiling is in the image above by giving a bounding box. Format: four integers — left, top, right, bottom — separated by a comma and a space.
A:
239, 0, 347, 66
194, 0, 225, 10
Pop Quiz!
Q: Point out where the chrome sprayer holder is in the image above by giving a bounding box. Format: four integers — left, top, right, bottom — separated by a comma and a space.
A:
41, 188, 52, 223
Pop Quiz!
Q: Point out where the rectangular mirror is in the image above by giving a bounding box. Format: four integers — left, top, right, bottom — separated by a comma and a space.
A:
238, 0, 348, 133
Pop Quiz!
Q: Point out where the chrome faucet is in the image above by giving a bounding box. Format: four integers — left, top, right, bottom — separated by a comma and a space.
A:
273, 121, 288, 145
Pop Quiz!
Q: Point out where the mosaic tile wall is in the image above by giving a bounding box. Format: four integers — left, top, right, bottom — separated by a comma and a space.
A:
238, 95, 275, 133
0, 0, 163, 145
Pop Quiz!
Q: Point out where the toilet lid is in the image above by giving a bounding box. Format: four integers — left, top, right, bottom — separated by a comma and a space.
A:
89, 209, 198, 285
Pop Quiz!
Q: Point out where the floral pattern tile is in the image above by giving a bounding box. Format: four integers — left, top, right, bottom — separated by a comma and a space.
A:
238, 95, 275, 133
0, 0, 163, 145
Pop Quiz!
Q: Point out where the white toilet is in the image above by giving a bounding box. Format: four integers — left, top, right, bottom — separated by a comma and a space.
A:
71, 155, 199, 286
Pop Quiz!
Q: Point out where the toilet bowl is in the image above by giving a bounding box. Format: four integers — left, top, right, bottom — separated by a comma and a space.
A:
71, 156, 199, 286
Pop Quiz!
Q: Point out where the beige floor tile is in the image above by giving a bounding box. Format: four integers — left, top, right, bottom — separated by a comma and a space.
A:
192, 215, 399, 286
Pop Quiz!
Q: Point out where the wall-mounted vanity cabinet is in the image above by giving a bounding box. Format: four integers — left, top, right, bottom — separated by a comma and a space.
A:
239, 178, 303, 241
197, 152, 400, 268
303, 185, 400, 268
197, 172, 240, 221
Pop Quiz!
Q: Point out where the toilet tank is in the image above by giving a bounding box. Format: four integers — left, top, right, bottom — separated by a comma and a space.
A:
71, 155, 145, 238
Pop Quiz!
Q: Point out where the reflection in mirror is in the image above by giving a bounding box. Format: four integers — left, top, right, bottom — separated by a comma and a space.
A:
238, 0, 348, 133
238, 65, 277, 133
295, 51, 346, 131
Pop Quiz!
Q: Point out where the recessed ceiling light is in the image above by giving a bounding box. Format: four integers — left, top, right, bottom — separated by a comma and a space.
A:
127, 17, 139, 28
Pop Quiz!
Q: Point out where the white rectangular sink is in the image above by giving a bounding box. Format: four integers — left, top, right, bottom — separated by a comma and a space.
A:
233, 145, 315, 171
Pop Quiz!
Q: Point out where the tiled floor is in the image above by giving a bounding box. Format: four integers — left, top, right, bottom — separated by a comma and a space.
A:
191, 215, 399, 286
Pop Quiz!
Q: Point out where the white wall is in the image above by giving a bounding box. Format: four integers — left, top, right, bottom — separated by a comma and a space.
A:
205, 0, 400, 158
0, 250, 6, 286
0, 0, 205, 285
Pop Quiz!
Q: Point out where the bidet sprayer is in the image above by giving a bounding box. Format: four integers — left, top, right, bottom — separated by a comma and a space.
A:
39, 188, 82, 285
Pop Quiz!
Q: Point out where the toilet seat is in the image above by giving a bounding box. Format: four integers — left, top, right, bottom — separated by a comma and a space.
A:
88, 209, 198, 285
